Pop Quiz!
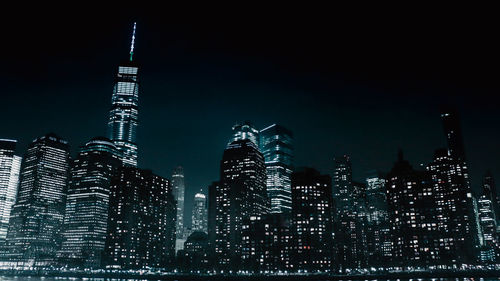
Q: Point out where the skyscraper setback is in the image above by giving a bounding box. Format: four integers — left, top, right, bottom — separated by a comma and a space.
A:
108, 22, 139, 167
0, 140, 21, 242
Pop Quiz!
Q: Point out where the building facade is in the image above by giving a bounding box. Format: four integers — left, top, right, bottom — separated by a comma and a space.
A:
192, 192, 207, 233
57, 137, 121, 268
291, 168, 333, 272
215, 139, 268, 271
103, 167, 176, 269
0, 140, 21, 242
259, 124, 293, 214
172, 166, 186, 249
2, 133, 70, 267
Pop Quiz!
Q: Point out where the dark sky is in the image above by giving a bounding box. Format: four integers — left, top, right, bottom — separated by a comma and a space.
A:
1, 10, 499, 227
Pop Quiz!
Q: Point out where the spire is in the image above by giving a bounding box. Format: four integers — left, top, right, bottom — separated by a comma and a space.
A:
129, 22, 137, 62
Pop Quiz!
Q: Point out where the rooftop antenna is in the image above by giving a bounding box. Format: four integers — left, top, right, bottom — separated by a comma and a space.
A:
129, 22, 137, 62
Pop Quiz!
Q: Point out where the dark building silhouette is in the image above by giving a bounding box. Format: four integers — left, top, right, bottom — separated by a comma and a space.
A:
2, 133, 70, 267
241, 213, 291, 273
332, 156, 367, 270
57, 137, 121, 268
386, 151, 439, 267
291, 168, 333, 272
214, 139, 268, 271
103, 167, 176, 269
177, 231, 209, 273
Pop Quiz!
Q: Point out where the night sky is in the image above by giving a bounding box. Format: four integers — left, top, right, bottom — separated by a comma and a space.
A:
1, 10, 499, 227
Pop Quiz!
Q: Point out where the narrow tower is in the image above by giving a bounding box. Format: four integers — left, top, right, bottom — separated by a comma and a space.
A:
108, 22, 139, 167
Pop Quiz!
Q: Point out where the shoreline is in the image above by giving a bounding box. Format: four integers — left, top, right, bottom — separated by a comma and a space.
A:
1, 269, 500, 280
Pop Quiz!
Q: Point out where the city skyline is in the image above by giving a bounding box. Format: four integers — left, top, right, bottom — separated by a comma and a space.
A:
0, 14, 500, 275
1, 16, 499, 222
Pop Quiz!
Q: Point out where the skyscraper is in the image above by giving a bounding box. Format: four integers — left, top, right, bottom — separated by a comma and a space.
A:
229, 121, 259, 147
192, 192, 207, 233
290, 168, 333, 272
477, 195, 498, 262
386, 151, 439, 267
172, 166, 186, 246
215, 139, 268, 270
0, 140, 21, 242
259, 124, 293, 214
57, 137, 121, 268
104, 167, 176, 269
482, 171, 500, 222
108, 22, 139, 167
332, 155, 367, 270
2, 133, 70, 267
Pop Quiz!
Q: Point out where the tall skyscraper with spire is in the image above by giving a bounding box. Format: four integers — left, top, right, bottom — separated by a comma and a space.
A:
108, 22, 139, 167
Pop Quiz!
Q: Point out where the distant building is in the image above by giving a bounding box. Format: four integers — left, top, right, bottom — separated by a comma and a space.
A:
108, 22, 140, 167
57, 137, 121, 268
2, 133, 70, 267
291, 168, 333, 272
103, 167, 176, 269
215, 139, 268, 271
0, 140, 21, 242
477, 195, 498, 262
172, 166, 186, 250
259, 124, 294, 214
365, 170, 391, 266
482, 171, 500, 223
192, 192, 207, 233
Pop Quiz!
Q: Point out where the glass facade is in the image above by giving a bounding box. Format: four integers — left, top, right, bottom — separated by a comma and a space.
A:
108, 64, 139, 167
229, 121, 259, 147
0, 140, 21, 241
259, 124, 293, 214
172, 166, 186, 243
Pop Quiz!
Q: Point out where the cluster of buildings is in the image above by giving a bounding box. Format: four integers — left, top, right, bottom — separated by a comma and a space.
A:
0, 23, 499, 274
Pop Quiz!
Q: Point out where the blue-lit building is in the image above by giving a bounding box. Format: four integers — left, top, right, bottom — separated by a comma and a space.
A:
108, 22, 139, 167
229, 121, 259, 147
57, 137, 121, 268
259, 124, 294, 214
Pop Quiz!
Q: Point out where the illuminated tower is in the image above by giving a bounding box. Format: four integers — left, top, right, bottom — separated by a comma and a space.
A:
3, 133, 71, 266
192, 192, 207, 233
57, 137, 121, 268
172, 166, 186, 242
259, 124, 293, 214
0, 139, 21, 241
108, 22, 139, 167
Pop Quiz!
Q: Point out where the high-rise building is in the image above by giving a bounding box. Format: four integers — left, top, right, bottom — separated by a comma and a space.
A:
387, 151, 439, 267
103, 167, 176, 269
172, 166, 186, 249
332, 155, 367, 270
365, 170, 391, 266
229, 121, 259, 147
207, 181, 219, 265
290, 168, 333, 272
482, 171, 500, 223
215, 139, 268, 270
0, 140, 21, 242
108, 22, 139, 167
241, 213, 291, 273
177, 231, 209, 272
192, 192, 207, 233
57, 137, 121, 268
259, 124, 293, 214
424, 107, 479, 265
477, 195, 498, 262
2, 133, 70, 267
